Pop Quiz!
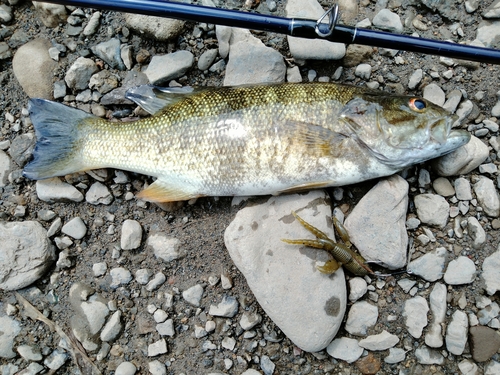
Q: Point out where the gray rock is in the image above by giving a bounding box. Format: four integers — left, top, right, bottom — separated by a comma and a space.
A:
92, 262, 107, 277
469, 325, 500, 362
53, 80, 67, 98
124, 13, 185, 41
147, 234, 185, 262
16, 345, 42, 361
482, 247, 500, 295
115, 361, 137, 375
287, 66, 302, 83
91, 38, 125, 70
145, 272, 166, 291
0, 42, 11, 60
100, 310, 122, 342
0, 4, 12, 23
467, 217, 486, 249
483, 0, 500, 18
12, 38, 57, 99
156, 319, 174, 336
454, 100, 474, 127
224, 35, 286, 86
182, 284, 204, 306
83, 11, 100, 36
0, 221, 56, 291
65, 57, 99, 91
408, 69, 423, 90
479, 163, 498, 175
443, 89, 463, 113
285, 0, 345, 61
445, 310, 468, 355
408, 247, 446, 282
415, 346, 444, 365
384, 348, 406, 364
414, 194, 449, 228
9, 132, 35, 166
44, 348, 68, 370
135, 268, 152, 285
0, 315, 21, 358
224, 191, 346, 352
121, 219, 142, 250
476, 20, 500, 48
326, 337, 363, 363
36, 177, 84, 203
403, 296, 429, 338
344, 175, 408, 269
209, 295, 239, 318
62, 217, 87, 240
148, 360, 167, 375
215, 25, 232, 59
240, 312, 262, 330
145, 51, 194, 85
478, 302, 500, 325
197, 49, 218, 70
345, 301, 378, 336
69, 283, 109, 336
454, 177, 472, 200
423, 83, 446, 106
110, 267, 133, 289
473, 176, 500, 217
372, 9, 403, 33
458, 360, 479, 375
260, 355, 275, 375
355, 63, 372, 80
444, 256, 476, 286
359, 330, 399, 351
432, 177, 455, 197
433, 135, 489, 176
0, 150, 12, 187
148, 339, 167, 356
86, 181, 113, 205
32, 2, 67, 27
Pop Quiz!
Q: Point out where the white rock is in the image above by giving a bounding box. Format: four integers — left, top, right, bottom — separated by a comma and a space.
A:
36, 177, 84, 203
445, 310, 468, 355
240, 312, 262, 330
100, 310, 122, 342
326, 337, 363, 363
182, 284, 204, 306
485, 360, 500, 375
407, 247, 446, 282
473, 176, 500, 217
423, 83, 446, 106
156, 319, 174, 337
476, 19, 500, 48
222, 336, 236, 350
425, 283, 447, 347
61, 217, 87, 240
358, 330, 399, 351
83, 11, 100, 36
209, 295, 239, 318
482, 247, 500, 295
403, 296, 429, 338
43, 348, 68, 370
153, 309, 168, 323
344, 175, 409, 269
17, 345, 42, 361
384, 348, 406, 364
478, 302, 500, 325
0, 150, 12, 187
145, 51, 194, 85
110, 267, 133, 289
148, 360, 167, 375
92, 262, 107, 277
345, 301, 378, 336
414, 194, 449, 228
408, 69, 423, 90
454, 177, 472, 200
65, 57, 98, 91
147, 234, 185, 262
372, 9, 403, 32
148, 339, 167, 357
121, 219, 142, 250
86, 181, 113, 205
458, 359, 479, 375
145, 272, 166, 291
115, 361, 136, 375
224, 191, 346, 352
348, 277, 368, 302
415, 346, 444, 365
433, 135, 489, 176
0, 221, 56, 291
444, 256, 476, 284
0, 315, 21, 358
135, 268, 152, 285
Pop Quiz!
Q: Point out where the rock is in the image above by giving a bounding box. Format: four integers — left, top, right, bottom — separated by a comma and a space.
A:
358, 330, 399, 351
92, 262, 107, 277
100, 310, 123, 342
83, 11, 100, 36
414, 194, 449, 228
44, 348, 68, 370
17, 345, 42, 361
91, 38, 124, 70
209, 295, 239, 318
476, 20, 500, 48
485, 361, 500, 375
483, 0, 500, 18
124, 14, 185, 41
65, 57, 99, 91
454, 177, 472, 200
343, 45, 375, 67
372, 9, 403, 33
156, 319, 174, 337
285, 0, 345, 61
458, 360, 479, 375
147, 234, 185, 262
482, 247, 500, 295
408, 69, 423, 90
0, 4, 13, 23
0, 150, 12, 187
473, 176, 500, 217
61, 217, 87, 240
148, 360, 167, 375
478, 302, 500, 325
0, 42, 12, 60
0, 221, 56, 291
9, 133, 35, 166
444, 256, 476, 284
287, 66, 302, 83
240, 312, 262, 330
145, 51, 194, 85
443, 89, 463, 113
198, 49, 218, 70
224, 191, 346, 352
36, 177, 84, 203
403, 296, 429, 339
348, 277, 368, 302
0, 315, 21, 358
109, 267, 133, 289
433, 135, 489, 176
467, 217, 486, 249
445, 310, 468, 355
408, 247, 446, 282
326, 337, 363, 363
260, 355, 275, 375
344, 175, 408, 269
182, 284, 204, 306
148, 339, 167, 356
355, 63, 372, 80
432, 177, 455, 197
423, 83, 446, 106
469, 325, 500, 362
115, 361, 136, 375
224, 32, 286, 86
121, 219, 142, 250
384, 348, 406, 364
345, 301, 378, 336
12, 38, 57, 99
32, 2, 67, 28
146, 273, 166, 291
355, 352, 381, 375
86, 181, 113, 205
415, 346, 444, 365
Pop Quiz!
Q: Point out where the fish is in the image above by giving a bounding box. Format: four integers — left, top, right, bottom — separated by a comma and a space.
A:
23, 82, 471, 202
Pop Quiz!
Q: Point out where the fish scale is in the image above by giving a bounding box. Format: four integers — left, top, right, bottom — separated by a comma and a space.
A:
23, 82, 470, 202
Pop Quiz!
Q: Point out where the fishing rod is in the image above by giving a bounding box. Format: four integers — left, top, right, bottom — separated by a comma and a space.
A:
39, 0, 500, 64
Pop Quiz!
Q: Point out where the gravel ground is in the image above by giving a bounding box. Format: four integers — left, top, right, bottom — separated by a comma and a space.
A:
1, 0, 500, 374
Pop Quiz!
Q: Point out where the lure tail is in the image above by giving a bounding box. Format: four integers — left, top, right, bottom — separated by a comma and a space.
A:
23, 99, 97, 180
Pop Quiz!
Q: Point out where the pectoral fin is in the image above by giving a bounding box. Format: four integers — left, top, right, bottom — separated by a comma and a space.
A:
278, 181, 332, 194
137, 179, 202, 202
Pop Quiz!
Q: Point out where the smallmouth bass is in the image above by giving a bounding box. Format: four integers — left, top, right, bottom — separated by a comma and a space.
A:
23, 83, 470, 202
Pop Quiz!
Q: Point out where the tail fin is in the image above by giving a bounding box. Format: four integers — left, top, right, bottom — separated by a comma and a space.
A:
23, 99, 97, 180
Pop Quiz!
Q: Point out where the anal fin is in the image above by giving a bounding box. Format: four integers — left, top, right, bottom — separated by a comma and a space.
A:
278, 181, 333, 194
136, 179, 202, 202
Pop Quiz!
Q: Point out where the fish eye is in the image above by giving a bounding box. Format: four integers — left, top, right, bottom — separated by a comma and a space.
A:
409, 98, 427, 112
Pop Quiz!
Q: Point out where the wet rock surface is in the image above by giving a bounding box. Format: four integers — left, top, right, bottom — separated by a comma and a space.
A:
1, 0, 500, 374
